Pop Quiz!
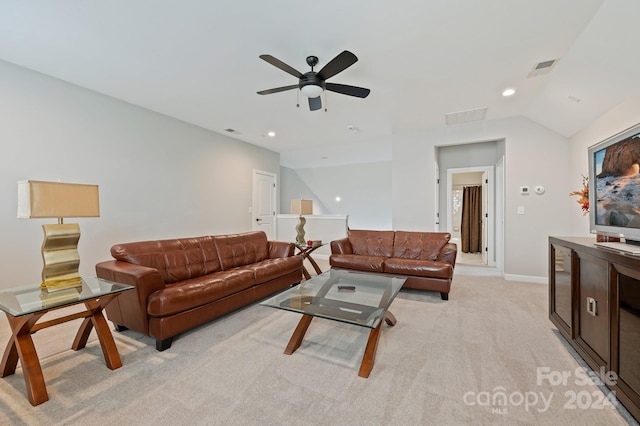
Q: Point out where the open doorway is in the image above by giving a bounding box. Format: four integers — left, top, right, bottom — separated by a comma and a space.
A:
447, 167, 494, 267
435, 140, 504, 271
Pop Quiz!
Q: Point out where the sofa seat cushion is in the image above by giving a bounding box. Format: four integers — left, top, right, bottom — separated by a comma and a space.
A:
329, 254, 386, 272
147, 269, 255, 317
383, 258, 453, 279
238, 256, 303, 284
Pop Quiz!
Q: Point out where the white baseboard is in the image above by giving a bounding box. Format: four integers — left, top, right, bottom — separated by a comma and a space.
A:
504, 274, 548, 285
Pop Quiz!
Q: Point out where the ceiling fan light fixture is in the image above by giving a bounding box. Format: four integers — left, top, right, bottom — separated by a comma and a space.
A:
300, 84, 323, 98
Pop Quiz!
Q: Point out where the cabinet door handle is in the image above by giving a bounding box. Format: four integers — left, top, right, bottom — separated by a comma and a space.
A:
586, 297, 598, 316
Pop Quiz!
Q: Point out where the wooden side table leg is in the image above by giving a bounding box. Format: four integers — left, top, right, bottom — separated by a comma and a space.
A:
359, 321, 383, 378
284, 314, 313, 355
71, 317, 93, 350
91, 310, 122, 370
73, 297, 122, 370
1, 334, 19, 377
307, 255, 323, 275
2, 313, 49, 406
302, 266, 311, 280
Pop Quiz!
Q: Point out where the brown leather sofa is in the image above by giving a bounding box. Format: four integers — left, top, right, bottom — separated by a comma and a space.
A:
96, 231, 302, 351
330, 230, 457, 300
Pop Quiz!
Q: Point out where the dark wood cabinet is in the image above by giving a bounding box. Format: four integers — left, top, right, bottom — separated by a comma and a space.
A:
549, 236, 640, 421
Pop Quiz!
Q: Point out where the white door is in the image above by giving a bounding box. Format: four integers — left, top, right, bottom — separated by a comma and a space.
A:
252, 170, 276, 239
481, 171, 489, 265
434, 161, 440, 230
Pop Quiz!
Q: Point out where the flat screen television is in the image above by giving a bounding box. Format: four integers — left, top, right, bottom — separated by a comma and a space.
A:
588, 123, 640, 245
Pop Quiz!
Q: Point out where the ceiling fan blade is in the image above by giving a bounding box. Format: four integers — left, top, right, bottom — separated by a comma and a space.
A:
259, 54, 304, 79
325, 83, 371, 98
257, 85, 298, 95
308, 96, 322, 111
317, 51, 358, 80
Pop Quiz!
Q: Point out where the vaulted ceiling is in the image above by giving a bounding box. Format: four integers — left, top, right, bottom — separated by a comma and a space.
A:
1, 1, 638, 168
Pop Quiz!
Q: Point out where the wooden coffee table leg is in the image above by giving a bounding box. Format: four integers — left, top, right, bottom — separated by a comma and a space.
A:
284, 314, 313, 355
384, 311, 397, 326
359, 321, 383, 378
359, 312, 396, 378
1, 313, 49, 406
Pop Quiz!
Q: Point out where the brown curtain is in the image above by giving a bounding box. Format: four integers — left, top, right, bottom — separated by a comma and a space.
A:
461, 185, 482, 253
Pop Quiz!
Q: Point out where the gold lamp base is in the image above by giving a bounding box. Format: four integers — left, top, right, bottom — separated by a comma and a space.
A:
40, 223, 83, 292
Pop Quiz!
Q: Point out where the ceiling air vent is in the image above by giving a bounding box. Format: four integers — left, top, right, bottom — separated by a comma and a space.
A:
528, 58, 559, 77
445, 107, 487, 125
224, 128, 242, 135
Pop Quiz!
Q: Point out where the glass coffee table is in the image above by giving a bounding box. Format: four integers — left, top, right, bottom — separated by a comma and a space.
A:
261, 269, 406, 378
0, 277, 133, 406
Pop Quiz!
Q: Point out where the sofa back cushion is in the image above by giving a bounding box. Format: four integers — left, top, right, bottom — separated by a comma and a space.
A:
348, 230, 395, 257
110, 236, 221, 284
392, 231, 451, 260
214, 231, 269, 270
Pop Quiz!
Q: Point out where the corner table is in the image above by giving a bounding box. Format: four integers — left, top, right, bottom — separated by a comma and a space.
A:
295, 242, 327, 279
0, 277, 133, 406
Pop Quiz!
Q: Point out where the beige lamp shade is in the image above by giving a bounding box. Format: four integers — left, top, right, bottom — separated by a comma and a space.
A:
18, 180, 100, 219
290, 199, 313, 215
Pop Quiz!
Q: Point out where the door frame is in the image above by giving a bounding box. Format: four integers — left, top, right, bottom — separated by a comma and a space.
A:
446, 166, 495, 266
252, 169, 277, 239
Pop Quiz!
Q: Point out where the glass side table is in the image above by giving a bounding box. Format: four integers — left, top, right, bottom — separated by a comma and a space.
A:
0, 277, 133, 406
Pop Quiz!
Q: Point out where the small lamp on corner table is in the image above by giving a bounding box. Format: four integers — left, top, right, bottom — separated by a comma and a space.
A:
291, 199, 313, 246
17, 180, 100, 292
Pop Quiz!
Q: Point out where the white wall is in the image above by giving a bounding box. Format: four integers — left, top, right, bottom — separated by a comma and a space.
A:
279, 166, 327, 214
0, 60, 280, 288
292, 161, 392, 230
392, 117, 572, 279
569, 95, 640, 236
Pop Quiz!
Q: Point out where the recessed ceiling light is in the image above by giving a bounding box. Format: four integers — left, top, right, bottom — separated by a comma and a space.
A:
267, 131, 276, 137
502, 88, 516, 97
335, 196, 341, 202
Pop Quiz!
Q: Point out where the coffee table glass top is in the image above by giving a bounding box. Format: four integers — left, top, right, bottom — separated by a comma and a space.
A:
0, 277, 133, 317
261, 269, 406, 328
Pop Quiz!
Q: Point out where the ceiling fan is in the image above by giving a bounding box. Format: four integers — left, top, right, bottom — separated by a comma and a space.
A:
257, 50, 371, 111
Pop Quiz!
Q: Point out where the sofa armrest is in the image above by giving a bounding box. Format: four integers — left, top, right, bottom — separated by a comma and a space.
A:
268, 240, 295, 258
96, 260, 165, 334
331, 237, 353, 255
437, 243, 458, 267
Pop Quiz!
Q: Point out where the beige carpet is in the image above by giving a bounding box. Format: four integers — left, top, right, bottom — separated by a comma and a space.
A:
0, 272, 637, 425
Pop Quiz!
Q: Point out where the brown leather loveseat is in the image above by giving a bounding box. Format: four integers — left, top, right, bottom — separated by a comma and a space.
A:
96, 231, 302, 351
330, 230, 457, 300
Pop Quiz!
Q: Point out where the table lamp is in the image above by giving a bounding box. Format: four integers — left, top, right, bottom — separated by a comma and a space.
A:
290, 199, 313, 245
17, 180, 100, 292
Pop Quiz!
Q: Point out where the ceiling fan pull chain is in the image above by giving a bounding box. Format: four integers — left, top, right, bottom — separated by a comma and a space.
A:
296, 89, 300, 108
324, 91, 328, 112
